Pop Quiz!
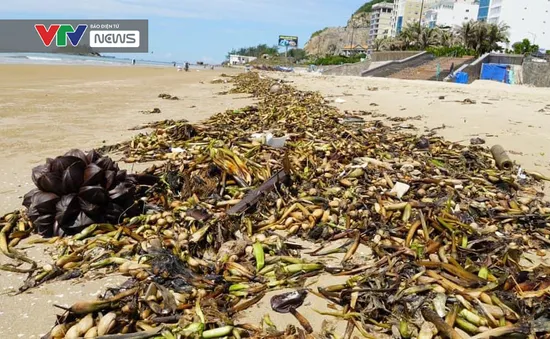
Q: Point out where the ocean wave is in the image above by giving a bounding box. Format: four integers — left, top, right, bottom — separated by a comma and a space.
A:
26, 56, 63, 61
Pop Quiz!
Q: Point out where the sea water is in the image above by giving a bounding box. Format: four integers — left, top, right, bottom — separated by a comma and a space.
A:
0, 52, 190, 68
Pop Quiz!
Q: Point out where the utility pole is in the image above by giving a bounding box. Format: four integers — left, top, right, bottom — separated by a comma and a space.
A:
419, 0, 425, 29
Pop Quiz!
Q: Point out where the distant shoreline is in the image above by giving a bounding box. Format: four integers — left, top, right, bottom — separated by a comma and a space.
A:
0, 53, 223, 68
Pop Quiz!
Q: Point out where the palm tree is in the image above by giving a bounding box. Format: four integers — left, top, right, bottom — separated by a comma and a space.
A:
470, 22, 489, 54
385, 37, 403, 51
399, 23, 421, 50
418, 27, 440, 49
486, 22, 510, 52
438, 29, 455, 48
372, 38, 387, 51
467, 22, 509, 55
457, 20, 477, 48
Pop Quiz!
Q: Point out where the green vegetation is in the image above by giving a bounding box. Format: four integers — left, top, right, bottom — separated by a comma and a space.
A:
310, 27, 329, 40
227, 44, 279, 59
377, 20, 509, 57
285, 48, 307, 60
510, 38, 539, 55
355, 0, 393, 14
310, 54, 366, 66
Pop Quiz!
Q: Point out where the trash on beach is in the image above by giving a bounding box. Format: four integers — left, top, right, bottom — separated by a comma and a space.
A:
269, 84, 281, 94
334, 98, 346, 103
139, 107, 161, 114
210, 78, 227, 84
158, 93, 179, 100
470, 137, 486, 145
490, 144, 513, 170
517, 166, 527, 180
250, 132, 289, 148
3, 72, 550, 338
390, 181, 410, 198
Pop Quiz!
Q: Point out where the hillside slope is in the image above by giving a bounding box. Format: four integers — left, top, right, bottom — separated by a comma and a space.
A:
304, 0, 393, 56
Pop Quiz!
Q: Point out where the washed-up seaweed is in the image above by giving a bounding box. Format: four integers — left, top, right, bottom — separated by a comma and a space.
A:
2, 72, 550, 338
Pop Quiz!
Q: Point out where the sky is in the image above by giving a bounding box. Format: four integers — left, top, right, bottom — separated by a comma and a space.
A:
2, 0, 368, 63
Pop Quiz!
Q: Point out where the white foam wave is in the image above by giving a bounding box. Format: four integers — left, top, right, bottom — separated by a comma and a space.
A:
26, 56, 63, 61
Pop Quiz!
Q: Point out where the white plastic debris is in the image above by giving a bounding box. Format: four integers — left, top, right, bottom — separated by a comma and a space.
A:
517, 166, 527, 180
250, 132, 288, 148
390, 182, 410, 199
334, 98, 346, 103
267, 135, 289, 148
170, 147, 185, 153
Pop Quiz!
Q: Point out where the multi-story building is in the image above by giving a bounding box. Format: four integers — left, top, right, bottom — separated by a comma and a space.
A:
391, 0, 438, 36
487, 0, 550, 49
424, 0, 479, 28
477, 0, 491, 21
369, 2, 394, 44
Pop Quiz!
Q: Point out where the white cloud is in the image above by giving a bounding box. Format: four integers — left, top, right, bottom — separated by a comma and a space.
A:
1, 0, 355, 26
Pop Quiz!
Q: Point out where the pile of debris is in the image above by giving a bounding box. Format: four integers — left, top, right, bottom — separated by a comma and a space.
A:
2, 72, 550, 338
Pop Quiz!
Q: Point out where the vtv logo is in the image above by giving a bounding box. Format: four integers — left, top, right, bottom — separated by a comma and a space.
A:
34, 24, 88, 47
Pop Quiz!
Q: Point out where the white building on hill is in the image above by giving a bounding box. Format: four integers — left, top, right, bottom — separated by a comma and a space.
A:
486, 0, 550, 49
369, 2, 394, 45
391, 0, 438, 36
424, 0, 479, 28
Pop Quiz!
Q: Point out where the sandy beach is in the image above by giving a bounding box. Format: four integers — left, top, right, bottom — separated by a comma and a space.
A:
0, 64, 249, 215
275, 72, 550, 195
2, 65, 550, 338
0, 64, 248, 338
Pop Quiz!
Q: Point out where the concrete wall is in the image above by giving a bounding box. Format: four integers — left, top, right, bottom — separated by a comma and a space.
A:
370, 51, 421, 62
317, 52, 419, 76
362, 51, 433, 77
321, 61, 372, 76
451, 53, 524, 83
487, 53, 524, 65
523, 60, 550, 87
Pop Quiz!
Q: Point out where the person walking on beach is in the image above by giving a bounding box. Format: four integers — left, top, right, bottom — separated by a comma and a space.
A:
132, 59, 136, 65
184, 62, 189, 72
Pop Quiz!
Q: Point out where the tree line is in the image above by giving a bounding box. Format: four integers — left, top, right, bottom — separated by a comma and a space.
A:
227, 20, 548, 66
372, 20, 546, 57
226, 44, 308, 61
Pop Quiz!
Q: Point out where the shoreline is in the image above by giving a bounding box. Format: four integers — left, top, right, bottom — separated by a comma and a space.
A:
0, 53, 223, 68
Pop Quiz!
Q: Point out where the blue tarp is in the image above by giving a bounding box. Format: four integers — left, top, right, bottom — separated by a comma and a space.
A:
480, 63, 508, 83
455, 72, 469, 84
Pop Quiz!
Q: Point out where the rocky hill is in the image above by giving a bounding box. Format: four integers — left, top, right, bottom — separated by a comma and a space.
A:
304, 0, 392, 56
